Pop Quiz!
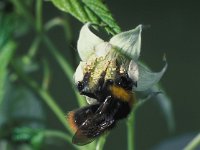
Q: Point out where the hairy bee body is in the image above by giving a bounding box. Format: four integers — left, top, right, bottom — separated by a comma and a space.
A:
68, 55, 137, 145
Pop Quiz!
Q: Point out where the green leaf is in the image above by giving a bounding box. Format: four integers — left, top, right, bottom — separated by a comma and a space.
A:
0, 81, 45, 128
0, 41, 16, 106
0, 12, 30, 46
0, 14, 13, 48
50, 0, 121, 34
82, 0, 121, 34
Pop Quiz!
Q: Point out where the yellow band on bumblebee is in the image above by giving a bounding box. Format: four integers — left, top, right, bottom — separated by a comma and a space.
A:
109, 85, 132, 102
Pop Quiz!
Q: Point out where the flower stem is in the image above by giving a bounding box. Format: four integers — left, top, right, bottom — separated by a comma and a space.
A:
44, 130, 71, 142
44, 17, 73, 42
10, 0, 34, 25
41, 130, 80, 149
36, 0, 43, 32
27, 37, 41, 59
184, 133, 200, 150
127, 112, 135, 150
41, 59, 51, 90
42, 35, 86, 107
11, 62, 72, 134
96, 134, 108, 150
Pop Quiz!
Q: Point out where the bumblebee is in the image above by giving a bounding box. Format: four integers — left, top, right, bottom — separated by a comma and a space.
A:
67, 53, 137, 145
66, 23, 167, 145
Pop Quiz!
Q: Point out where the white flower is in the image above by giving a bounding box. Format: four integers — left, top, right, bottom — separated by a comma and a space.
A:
74, 23, 167, 103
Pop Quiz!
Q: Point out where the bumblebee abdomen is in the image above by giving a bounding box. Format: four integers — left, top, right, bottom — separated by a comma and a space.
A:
67, 104, 100, 132
67, 111, 77, 132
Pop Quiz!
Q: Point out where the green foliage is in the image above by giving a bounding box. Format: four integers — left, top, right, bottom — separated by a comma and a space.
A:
0, 2, 31, 105
12, 127, 41, 142
12, 127, 44, 150
0, 41, 16, 105
50, 0, 121, 34
0, 15, 13, 48
0, 82, 45, 127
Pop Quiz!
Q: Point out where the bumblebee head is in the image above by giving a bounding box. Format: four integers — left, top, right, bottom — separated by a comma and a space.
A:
115, 73, 137, 91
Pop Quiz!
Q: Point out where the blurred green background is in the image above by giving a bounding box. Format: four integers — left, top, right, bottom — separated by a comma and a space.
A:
0, 0, 200, 150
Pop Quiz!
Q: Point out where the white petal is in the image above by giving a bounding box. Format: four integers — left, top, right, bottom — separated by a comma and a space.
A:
95, 42, 112, 58
128, 60, 139, 82
77, 23, 104, 61
134, 62, 168, 91
109, 25, 142, 60
73, 61, 86, 84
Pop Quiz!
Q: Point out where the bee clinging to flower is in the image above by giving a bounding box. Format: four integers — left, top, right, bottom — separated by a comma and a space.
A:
67, 23, 167, 146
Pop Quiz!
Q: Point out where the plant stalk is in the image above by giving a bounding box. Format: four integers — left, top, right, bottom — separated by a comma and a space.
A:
11, 62, 72, 134
42, 35, 86, 107
184, 133, 200, 150
127, 112, 135, 150
36, 0, 43, 32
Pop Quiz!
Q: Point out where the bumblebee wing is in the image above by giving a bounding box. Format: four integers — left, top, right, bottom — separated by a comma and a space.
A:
72, 96, 116, 146
72, 118, 96, 146
72, 115, 115, 146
